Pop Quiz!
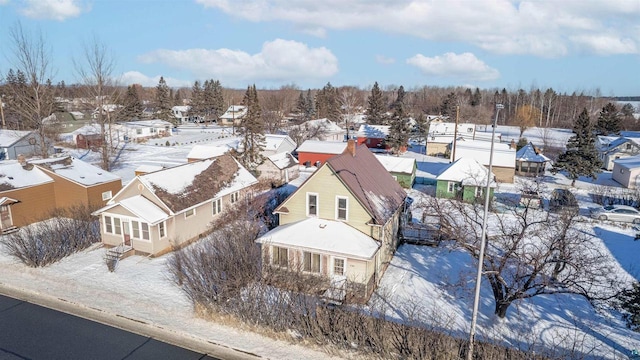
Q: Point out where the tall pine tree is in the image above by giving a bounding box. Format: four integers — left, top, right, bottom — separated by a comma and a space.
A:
551, 108, 602, 186
386, 85, 410, 154
155, 76, 174, 124
366, 81, 386, 125
238, 84, 265, 167
594, 102, 621, 136
121, 85, 143, 120
315, 82, 340, 122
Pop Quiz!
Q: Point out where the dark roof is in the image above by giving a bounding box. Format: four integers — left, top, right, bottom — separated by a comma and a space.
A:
327, 144, 406, 225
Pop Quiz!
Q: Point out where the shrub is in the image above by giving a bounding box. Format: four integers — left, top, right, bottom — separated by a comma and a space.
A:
618, 282, 640, 332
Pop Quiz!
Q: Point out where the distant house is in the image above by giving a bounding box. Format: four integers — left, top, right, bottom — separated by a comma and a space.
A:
219, 105, 247, 126
596, 136, 640, 171
257, 141, 407, 303
515, 143, 550, 176
293, 118, 345, 142
451, 139, 516, 183
256, 152, 299, 187
612, 155, 640, 189
186, 144, 232, 163
0, 130, 53, 160
296, 140, 347, 167
121, 119, 173, 142
356, 124, 390, 150
0, 156, 122, 233
76, 133, 104, 150
436, 157, 496, 203
262, 134, 297, 157
426, 122, 476, 156
172, 106, 191, 123
93, 155, 258, 256
374, 155, 417, 188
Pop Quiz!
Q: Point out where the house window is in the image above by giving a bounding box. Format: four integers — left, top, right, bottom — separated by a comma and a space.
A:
132, 220, 140, 238
272, 246, 288, 268
336, 196, 348, 221
303, 251, 321, 273
101, 191, 112, 201
392, 175, 397, 181
475, 187, 485, 197
185, 208, 196, 218
141, 223, 150, 240
626, 143, 632, 150
136, 129, 142, 135
307, 193, 318, 216
230, 192, 240, 203
212, 198, 222, 215
150, 128, 157, 134
105, 216, 113, 233
159, 222, 166, 238
447, 181, 457, 193
113, 217, 121, 235
620, 168, 625, 174
333, 258, 345, 276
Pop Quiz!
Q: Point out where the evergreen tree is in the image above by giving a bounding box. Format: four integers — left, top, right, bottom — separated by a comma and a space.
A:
209, 79, 225, 119
619, 281, 640, 332
366, 81, 386, 125
121, 85, 143, 120
190, 80, 204, 118
238, 84, 265, 167
315, 82, 340, 122
594, 102, 621, 136
386, 85, 410, 154
440, 92, 458, 118
551, 108, 602, 186
173, 89, 183, 106
296, 89, 316, 121
413, 113, 429, 155
471, 87, 482, 106
155, 76, 174, 124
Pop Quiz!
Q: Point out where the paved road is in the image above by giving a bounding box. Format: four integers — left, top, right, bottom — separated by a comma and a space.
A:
0, 294, 219, 360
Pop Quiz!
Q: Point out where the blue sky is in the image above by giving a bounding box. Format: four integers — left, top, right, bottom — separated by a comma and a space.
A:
0, 0, 638, 96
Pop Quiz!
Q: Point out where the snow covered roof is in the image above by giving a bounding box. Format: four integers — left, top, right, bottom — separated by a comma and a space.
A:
220, 105, 247, 120
428, 122, 475, 135
124, 119, 173, 128
0, 130, 32, 147
613, 155, 640, 169
263, 134, 295, 152
374, 154, 416, 174
516, 143, 550, 163
31, 157, 121, 186
267, 152, 297, 170
172, 105, 190, 112
118, 195, 170, 225
257, 217, 380, 260
0, 161, 53, 190
452, 140, 516, 168
326, 144, 406, 225
436, 157, 496, 187
134, 165, 164, 174
296, 140, 347, 154
357, 124, 390, 138
187, 144, 230, 160
600, 136, 640, 153
0, 196, 18, 206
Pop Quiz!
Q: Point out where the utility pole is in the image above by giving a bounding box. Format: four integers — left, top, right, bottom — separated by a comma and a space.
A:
0, 95, 5, 128
451, 105, 459, 162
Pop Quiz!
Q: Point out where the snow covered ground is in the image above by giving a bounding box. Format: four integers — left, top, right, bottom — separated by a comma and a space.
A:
2, 124, 639, 359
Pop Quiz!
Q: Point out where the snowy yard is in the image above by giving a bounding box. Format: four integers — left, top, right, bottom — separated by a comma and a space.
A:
2, 124, 640, 358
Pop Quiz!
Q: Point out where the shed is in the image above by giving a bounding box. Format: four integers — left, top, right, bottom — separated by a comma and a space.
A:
374, 155, 417, 188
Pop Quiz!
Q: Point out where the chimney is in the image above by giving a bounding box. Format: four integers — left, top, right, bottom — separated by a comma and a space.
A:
510, 139, 517, 149
17, 154, 26, 166
345, 139, 356, 157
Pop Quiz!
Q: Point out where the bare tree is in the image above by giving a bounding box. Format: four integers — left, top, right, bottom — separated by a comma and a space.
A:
338, 86, 361, 138
74, 36, 121, 170
424, 181, 624, 318
4, 22, 58, 157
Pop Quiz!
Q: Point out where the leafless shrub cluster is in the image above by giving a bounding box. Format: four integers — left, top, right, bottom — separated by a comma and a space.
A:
590, 184, 640, 207
0, 205, 100, 267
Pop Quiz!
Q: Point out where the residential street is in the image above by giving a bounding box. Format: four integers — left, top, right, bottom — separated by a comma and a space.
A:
0, 294, 218, 360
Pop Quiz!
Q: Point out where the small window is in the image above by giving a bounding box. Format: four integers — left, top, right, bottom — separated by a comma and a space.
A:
101, 191, 112, 201
105, 216, 113, 233
333, 258, 345, 276
303, 251, 321, 273
307, 193, 318, 216
113, 217, 121, 235
159, 222, 166, 238
447, 182, 456, 193
185, 208, 195, 218
136, 129, 142, 135
212, 198, 222, 215
141, 223, 149, 240
272, 246, 288, 268
620, 168, 625, 174
626, 143, 632, 150
132, 220, 140, 238
336, 197, 348, 221
230, 192, 240, 204
475, 187, 484, 197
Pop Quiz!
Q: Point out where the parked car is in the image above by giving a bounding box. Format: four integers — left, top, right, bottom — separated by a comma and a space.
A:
591, 204, 640, 224
549, 189, 579, 214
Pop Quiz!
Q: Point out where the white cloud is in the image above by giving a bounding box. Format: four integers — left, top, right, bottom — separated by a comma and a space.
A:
406, 52, 500, 81
18, 0, 86, 21
0, 0, 10, 5
195, 0, 640, 57
137, 39, 338, 86
375, 55, 395, 65
120, 71, 191, 88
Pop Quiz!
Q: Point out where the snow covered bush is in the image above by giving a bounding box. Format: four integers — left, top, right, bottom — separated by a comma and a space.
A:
0, 205, 100, 267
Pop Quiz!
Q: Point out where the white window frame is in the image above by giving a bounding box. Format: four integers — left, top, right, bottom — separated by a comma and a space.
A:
132, 220, 140, 238
104, 215, 113, 234
141, 222, 150, 240
184, 208, 196, 218
447, 181, 456, 193
475, 186, 484, 197
307, 192, 319, 217
101, 190, 112, 201
230, 191, 240, 204
212, 198, 222, 215
113, 217, 122, 235
333, 257, 346, 276
158, 221, 166, 238
335, 196, 348, 221
272, 246, 289, 268
303, 251, 321, 273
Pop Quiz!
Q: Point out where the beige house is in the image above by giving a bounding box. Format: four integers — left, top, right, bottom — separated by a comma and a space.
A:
612, 155, 640, 189
94, 154, 258, 256
256, 152, 299, 187
257, 141, 407, 302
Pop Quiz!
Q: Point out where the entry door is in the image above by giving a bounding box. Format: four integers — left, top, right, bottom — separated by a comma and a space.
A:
122, 221, 131, 246
0, 206, 12, 229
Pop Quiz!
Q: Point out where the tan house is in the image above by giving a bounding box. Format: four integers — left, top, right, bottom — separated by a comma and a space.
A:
93, 154, 258, 256
256, 152, 299, 187
257, 141, 407, 302
0, 156, 122, 233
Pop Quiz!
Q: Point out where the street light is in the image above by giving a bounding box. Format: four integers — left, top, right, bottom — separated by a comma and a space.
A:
467, 103, 503, 360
